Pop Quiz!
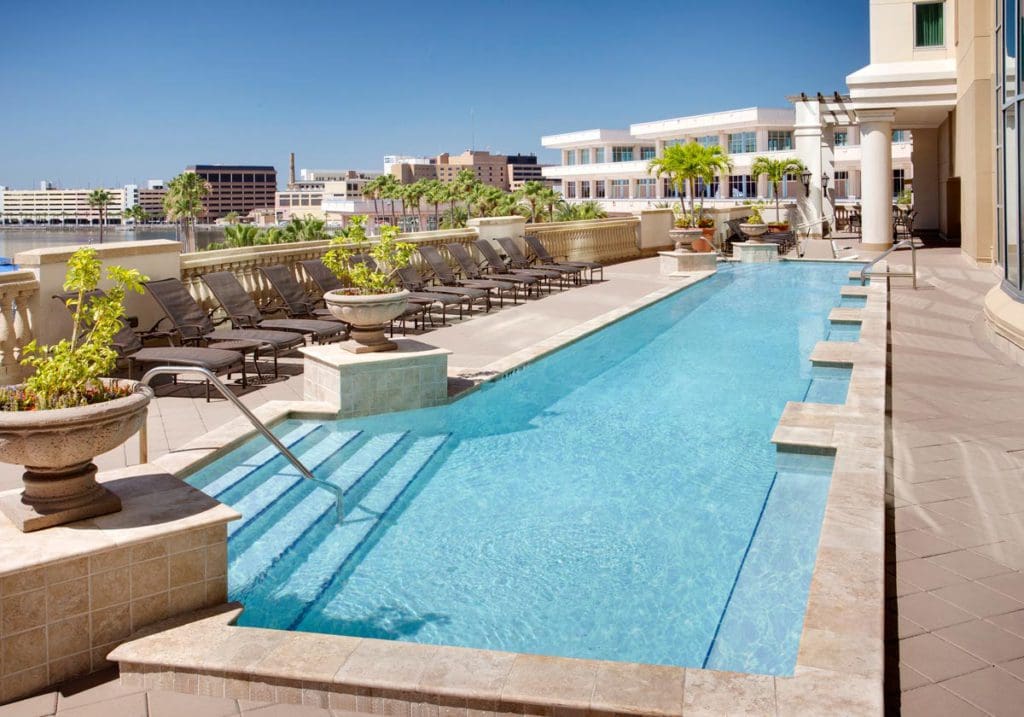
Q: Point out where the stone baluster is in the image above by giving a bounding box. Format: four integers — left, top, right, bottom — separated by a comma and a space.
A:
0, 272, 39, 386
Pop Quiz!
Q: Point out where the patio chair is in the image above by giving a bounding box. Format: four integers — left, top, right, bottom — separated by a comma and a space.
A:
524, 235, 603, 282
473, 239, 557, 292
446, 242, 540, 298
145, 277, 306, 378
259, 265, 341, 321
53, 290, 248, 400
496, 237, 582, 286
418, 245, 517, 307
201, 271, 347, 343
396, 266, 490, 315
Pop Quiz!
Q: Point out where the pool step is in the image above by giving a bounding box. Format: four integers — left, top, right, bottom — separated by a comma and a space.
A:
228, 432, 409, 591
226, 430, 362, 537
236, 433, 451, 630
199, 423, 322, 497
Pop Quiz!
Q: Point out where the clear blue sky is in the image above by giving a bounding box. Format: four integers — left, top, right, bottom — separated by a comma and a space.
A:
0, 0, 869, 189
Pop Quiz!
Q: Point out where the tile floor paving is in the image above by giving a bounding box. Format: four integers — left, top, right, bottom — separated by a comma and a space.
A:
886, 246, 1024, 716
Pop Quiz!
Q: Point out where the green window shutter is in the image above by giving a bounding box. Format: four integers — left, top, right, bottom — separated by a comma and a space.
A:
915, 3, 944, 47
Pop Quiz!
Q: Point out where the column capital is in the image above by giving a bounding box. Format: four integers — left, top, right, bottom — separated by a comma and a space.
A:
856, 108, 897, 125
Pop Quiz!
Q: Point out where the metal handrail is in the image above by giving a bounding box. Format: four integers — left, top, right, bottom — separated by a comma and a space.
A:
136, 366, 344, 521
859, 238, 917, 289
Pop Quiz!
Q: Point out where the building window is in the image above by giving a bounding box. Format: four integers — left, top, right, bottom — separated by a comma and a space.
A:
834, 170, 849, 198
612, 146, 634, 162
915, 2, 944, 47
662, 179, 679, 198
892, 129, 909, 143
595, 147, 605, 163
695, 177, 719, 198
728, 132, 757, 154
635, 178, 655, 198
579, 149, 590, 164
767, 131, 793, 151
892, 169, 906, 198
610, 179, 630, 198
728, 175, 756, 199
640, 147, 656, 161
580, 181, 591, 198
565, 150, 575, 166
696, 135, 718, 147
594, 180, 606, 198
566, 181, 576, 199
835, 131, 848, 146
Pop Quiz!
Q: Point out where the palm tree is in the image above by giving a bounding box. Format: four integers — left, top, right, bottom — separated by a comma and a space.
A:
403, 181, 427, 230
376, 175, 401, 226
423, 180, 446, 229
750, 156, 807, 225
87, 189, 113, 243
123, 205, 150, 226
223, 211, 240, 225
224, 224, 260, 248
164, 172, 211, 252
517, 180, 546, 223
469, 185, 502, 217
536, 186, 562, 221
362, 176, 384, 222
647, 143, 732, 227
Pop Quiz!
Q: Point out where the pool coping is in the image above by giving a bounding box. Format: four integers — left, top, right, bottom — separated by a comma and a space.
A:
118, 261, 887, 715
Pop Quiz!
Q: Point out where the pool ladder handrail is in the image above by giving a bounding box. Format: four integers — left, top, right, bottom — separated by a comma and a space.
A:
136, 366, 344, 522
859, 238, 917, 289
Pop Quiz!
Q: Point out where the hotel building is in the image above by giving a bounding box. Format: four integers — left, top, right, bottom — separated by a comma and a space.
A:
275, 169, 381, 221
185, 164, 277, 221
0, 185, 128, 224
541, 108, 914, 214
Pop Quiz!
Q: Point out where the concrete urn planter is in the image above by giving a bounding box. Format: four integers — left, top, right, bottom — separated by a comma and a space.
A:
669, 227, 703, 251
739, 223, 770, 243
0, 380, 154, 532
324, 289, 410, 354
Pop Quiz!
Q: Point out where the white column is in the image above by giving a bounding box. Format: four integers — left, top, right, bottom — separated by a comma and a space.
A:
859, 109, 896, 249
794, 99, 824, 235
821, 125, 835, 228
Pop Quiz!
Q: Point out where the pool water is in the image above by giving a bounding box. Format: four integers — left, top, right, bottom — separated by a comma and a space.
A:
188, 261, 858, 676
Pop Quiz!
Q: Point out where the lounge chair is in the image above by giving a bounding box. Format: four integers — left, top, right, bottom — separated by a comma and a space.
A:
259, 265, 342, 321
473, 239, 557, 291
524, 235, 603, 282
496, 237, 582, 286
396, 265, 491, 314
145, 277, 307, 377
201, 271, 347, 343
446, 242, 540, 298
418, 245, 518, 307
53, 290, 248, 401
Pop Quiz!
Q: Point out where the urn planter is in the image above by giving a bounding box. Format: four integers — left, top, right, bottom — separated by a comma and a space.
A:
669, 227, 703, 251
739, 223, 770, 242
0, 380, 154, 532
324, 289, 410, 353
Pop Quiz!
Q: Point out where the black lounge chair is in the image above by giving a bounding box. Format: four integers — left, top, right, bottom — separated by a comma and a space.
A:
496, 237, 581, 286
201, 271, 347, 344
418, 245, 517, 307
53, 290, 248, 401
524, 235, 603, 282
396, 265, 491, 315
473, 239, 557, 292
145, 277, 307, 377
259, 265, 342, 321
446, 242, 540, 298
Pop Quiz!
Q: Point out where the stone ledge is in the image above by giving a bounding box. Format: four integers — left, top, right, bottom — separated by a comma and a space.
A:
14, 240, 181, 266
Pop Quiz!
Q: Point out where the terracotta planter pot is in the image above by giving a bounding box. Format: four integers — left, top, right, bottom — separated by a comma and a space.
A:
700, 227, 716, 241
767, 224, 789, 234
669, 228, 703, 251
324, 289, 410, 353
0, 380, 153, 532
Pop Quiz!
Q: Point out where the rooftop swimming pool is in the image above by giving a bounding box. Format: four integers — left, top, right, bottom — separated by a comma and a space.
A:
187, 261, 861, 676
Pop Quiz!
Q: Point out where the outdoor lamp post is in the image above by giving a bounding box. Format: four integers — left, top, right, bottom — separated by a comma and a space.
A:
801, 169, 812, 194
821, 174, 830, 193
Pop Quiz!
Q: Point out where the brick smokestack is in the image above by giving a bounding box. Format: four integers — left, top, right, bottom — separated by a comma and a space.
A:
289, 152, 296, 187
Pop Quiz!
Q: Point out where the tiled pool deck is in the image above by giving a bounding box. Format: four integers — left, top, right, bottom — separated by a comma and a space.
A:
0, 243, 932, 715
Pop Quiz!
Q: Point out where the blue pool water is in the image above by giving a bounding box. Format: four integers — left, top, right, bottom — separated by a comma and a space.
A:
187, 261, 858, 675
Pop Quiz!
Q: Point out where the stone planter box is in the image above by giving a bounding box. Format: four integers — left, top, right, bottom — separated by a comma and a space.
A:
658, 250, 718, 276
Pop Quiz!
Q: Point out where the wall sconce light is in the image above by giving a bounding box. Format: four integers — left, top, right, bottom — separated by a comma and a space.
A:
800, 169, 812, 194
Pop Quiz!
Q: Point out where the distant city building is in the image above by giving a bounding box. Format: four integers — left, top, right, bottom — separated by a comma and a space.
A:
505, 154, 555, 191
435, 151, 509, 189
276, 169, 381, 221
385, 150, 545, 190
185, 164, 277, 221
0, 183, 128, 224
385, 155, 437, 184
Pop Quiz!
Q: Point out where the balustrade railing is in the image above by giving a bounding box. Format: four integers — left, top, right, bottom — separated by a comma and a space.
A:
0, 271, 39, 385
526, 218, 641, 264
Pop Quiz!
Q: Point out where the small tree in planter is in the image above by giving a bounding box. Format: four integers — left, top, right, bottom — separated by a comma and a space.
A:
750, 156, 806, 229
0, 247, 154, 531
322, 215, 416, 353
649, 143, 731, 250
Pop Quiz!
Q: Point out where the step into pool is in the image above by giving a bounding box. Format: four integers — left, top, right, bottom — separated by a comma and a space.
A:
187, 262, 860, 676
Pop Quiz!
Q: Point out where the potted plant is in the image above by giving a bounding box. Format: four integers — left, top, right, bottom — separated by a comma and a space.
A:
896, 187, 913, 212
751, 155, 806, 236
0, 248, 153, 532
740, 201, 770, 241
322, 215, 414, 353
648, 143, 732, 250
